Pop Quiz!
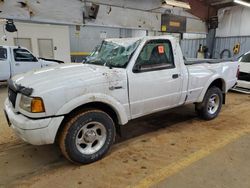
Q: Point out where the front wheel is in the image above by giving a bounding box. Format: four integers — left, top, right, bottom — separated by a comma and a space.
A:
196, 87, 223, 120
59, 109, 116, 164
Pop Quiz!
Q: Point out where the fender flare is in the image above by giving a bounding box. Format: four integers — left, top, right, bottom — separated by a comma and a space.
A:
56, 93, 129, 125
197, 75, 226, 102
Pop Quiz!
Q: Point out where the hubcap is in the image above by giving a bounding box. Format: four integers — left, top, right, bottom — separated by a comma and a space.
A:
84, 130, 97, 143
75, 122, 107, 155
207, 94, 220, 115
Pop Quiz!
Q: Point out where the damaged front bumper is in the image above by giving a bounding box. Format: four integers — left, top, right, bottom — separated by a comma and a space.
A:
4, 99, 64, 145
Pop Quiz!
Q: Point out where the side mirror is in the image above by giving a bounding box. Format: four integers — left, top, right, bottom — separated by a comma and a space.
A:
133, 64, 141, 73
82, 57, 87, 64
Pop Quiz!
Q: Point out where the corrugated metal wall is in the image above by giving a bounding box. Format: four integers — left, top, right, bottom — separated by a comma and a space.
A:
70, 26, 120, 54
70, 25, 250, 61
180, 38, 206, 58
214, 36, 250, 59
180, 36, 250, 59
70, 26, 133, 62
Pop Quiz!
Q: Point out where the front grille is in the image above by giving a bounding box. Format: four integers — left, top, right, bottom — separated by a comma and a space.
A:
8, 88, 17, 108
238, 72, 250, 82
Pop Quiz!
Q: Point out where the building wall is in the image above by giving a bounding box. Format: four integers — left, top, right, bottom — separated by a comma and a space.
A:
181, 5, 250, 59
180, 36, 250, 59
70, 26, 121, 62
0, 1, 207, 33
70, 25, 148, 62
217, 6, 250, 37
70, 26, 120, 53
214, 36, 250, 59
181, 38, 206, 58
0, 22, 71, 63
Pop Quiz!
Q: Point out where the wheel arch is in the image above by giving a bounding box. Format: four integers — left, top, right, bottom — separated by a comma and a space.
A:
54, 94, 128, 143
63, 101, 121, 126
198, 77, 226, 103
56, 93, 129, 125
208, 78, 226, 92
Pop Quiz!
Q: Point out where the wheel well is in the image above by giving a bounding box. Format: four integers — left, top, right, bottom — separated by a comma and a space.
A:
208, 79, 225, 93
208, 79, 226, 104
55, 102, 120, 144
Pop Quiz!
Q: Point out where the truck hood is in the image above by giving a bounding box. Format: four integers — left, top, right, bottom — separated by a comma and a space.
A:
12, 63, 126, 95
39, 59, 59, 66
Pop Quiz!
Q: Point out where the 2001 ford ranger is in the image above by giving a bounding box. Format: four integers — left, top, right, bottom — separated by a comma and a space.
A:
4, 36, 239, 164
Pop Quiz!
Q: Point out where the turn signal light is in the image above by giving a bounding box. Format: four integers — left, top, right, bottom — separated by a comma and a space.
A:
31, 98, 45, 113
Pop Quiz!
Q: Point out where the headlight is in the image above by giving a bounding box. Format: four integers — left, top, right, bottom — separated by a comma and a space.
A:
19, 95, 45, 113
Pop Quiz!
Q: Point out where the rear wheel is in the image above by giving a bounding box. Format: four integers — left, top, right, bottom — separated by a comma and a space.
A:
59, 109, 116, 164
196, 87, 223, 120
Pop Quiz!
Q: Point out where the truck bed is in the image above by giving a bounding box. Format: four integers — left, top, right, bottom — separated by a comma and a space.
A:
184, 59, 238, 104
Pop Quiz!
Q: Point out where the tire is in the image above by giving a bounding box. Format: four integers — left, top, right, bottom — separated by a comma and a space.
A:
59, 109, 116, 164
196, 87, 223, 120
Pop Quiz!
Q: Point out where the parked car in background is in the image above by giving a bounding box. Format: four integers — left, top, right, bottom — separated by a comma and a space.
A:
0, 46, 63, 81
4, 36, 239, 164
232, 51, 250, 94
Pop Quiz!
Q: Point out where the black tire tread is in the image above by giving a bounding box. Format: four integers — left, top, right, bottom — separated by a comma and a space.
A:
196, 86, 223, 120
59, 109, 115, 164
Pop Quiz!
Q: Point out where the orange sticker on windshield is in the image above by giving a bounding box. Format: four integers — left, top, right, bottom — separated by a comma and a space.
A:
158, 45, 165, 54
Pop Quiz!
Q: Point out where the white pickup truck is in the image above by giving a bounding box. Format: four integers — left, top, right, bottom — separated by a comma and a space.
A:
0, 46, 61, 81
4, 36, 238, 164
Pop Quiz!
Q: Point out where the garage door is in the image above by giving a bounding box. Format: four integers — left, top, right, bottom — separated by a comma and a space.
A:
38, 39, 54, 59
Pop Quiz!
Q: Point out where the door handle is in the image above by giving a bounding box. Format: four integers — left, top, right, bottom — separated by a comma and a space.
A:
172, 74, 179, 79
15, 63, 20, 66
109, 86, 123, 91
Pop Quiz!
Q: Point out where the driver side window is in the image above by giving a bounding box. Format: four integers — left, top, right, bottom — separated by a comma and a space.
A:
134, 39, 175, 72
13, 48, 38, 62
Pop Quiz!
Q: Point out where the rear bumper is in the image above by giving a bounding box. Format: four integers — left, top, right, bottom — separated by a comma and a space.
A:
4, 99, 64, 145
232, 80, 250, 94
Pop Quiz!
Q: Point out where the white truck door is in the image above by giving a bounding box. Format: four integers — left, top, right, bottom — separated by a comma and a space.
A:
0, 47, 11, 81
11, 48, 41, 76
128, 39, 182, 118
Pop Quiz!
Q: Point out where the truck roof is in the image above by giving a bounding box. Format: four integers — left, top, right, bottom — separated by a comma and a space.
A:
0, 45, 25, 49
104, 35, 176, 47
105, 35, 176, 42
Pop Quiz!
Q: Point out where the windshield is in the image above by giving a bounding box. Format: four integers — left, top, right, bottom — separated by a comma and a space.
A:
85, 39, 141, 68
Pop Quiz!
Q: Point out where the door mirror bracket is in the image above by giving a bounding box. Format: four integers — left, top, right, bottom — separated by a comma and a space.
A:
133, 64, 141, 73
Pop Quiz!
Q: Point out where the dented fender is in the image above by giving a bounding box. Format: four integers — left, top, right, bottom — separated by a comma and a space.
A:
197, 74, 225, 102
55, 93, 129, 125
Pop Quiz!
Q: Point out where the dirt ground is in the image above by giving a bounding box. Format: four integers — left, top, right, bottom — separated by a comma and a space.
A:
0, 85, 249, 188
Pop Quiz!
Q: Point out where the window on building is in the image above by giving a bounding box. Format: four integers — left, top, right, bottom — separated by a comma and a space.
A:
14, 38, 33, 52
38, 39, 54, 59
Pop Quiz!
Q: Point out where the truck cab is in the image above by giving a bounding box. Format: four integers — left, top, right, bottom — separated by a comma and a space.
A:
0, 46, 59, 81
